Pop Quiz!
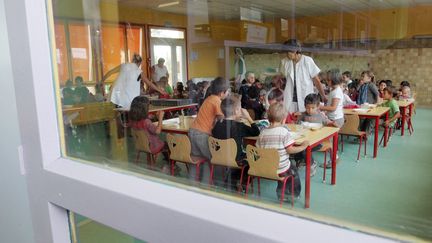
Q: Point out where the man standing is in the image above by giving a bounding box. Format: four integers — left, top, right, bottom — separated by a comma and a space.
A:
279, 39, 326, 112
151, 58, 169, 82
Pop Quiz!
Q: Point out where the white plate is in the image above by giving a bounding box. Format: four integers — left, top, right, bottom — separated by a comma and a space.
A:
301, 122, 323, 129
353, 108, 369, 113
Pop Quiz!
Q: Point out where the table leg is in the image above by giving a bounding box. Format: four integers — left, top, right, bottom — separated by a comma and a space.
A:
305, 146, 312, 209
408, 104, 413, 133
401, 106, 406, 136
331, 133, 338, 185
373, 117, 379, 158
384, 112, 389, 147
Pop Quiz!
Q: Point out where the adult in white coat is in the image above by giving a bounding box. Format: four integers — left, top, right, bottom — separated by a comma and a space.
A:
279, 39, 326, 112
103, 54, 164, 109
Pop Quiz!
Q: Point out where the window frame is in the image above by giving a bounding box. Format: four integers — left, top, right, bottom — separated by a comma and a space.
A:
4, 0, 397, 242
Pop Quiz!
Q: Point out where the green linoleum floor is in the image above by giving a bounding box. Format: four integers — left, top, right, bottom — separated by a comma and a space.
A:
67, 109, 432, 242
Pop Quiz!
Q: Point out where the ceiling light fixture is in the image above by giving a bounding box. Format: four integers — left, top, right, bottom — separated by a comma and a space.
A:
158, 1, 179, 8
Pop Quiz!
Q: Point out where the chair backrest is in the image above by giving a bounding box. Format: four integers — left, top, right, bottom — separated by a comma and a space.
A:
246, 145, 281, 180
166, 133, 192, 163
131, 129, 151, 153
339, 114, 361, 136
208, 137, 239, 168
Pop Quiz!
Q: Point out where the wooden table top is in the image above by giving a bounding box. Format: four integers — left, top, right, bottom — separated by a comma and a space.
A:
245, 124, 339, 145
397, 99, 414, 107
344, 106, 390, 117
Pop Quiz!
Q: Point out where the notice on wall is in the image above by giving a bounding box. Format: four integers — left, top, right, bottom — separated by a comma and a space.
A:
72, 48, 87, 59
246, 24, 268, 44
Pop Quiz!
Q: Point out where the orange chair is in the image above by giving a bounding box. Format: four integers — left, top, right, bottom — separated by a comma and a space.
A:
208, 137, 247, 192
339, 114, 367, 162
245, 145, 294, 207
166, 133, 207, 181
131, 129, 161, 169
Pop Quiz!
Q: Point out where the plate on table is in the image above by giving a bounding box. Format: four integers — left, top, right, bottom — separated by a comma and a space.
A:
353, 108, 370, 113
301, 122, 323, 130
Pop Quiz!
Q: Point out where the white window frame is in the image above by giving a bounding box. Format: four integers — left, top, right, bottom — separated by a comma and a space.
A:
5, 0, 395, 242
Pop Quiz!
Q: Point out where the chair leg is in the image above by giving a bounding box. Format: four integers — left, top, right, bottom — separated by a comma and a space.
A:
364, 136, 367, 156
195, 163, 201, 182
238, 166, 245, 193
245, 176, 252, 196
341, 135, 344, 152
290, 176, 294, 208
209, 164, 214, 185
257, 178, 261, 196
323, 151, 327, 183
357, 136, 362, 162
135, 151, 140, 163
280, 178, 288, 207
170, 160, 175, 176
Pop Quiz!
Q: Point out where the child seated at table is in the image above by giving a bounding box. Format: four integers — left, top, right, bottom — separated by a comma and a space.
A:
379, 86, 400, 128
399, 86, 412, 100
158, 76, 173, 97
212, 96, 260, 191
257, 103, 309, 201
189, 77, 229, 179
319, 69, 345, 128
295, 93, 333, 170
128, 96, 169, 170
378, 80, 387, 98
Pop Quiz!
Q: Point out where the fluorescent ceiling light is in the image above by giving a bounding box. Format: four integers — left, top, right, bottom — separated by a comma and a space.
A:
158, 1, 179, 8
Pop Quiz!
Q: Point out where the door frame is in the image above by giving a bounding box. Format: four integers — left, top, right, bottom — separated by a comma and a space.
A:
147, 25, 189, 84
4, 0, 393, 242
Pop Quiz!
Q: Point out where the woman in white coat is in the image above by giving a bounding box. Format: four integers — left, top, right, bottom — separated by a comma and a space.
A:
279, 39, 326, 113
102, 54, 164, 109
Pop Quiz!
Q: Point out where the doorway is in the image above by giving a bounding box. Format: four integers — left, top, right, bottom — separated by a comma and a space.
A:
149, 27, 187, 87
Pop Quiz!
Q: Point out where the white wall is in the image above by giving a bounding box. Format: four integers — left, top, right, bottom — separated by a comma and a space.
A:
0, 0, 35, 242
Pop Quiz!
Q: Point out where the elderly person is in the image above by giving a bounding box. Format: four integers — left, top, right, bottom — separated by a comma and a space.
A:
279, 39, 326, 113
151, 58, 169, 83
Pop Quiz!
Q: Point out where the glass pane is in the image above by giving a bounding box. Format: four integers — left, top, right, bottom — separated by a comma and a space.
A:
101, 24, 126, 83
54, 21, 70, 86
126, 26, 143, 63
69, 212, 146, 243
69, 23, 93, 82
50, 0, 432, 241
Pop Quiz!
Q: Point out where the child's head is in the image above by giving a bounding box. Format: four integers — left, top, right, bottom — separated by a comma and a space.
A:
342, 71, 352, 82
385, 79, 393, 87
382, 86, 396, 100
360, 71, 374, 83
400, 80, 410, 88
268, 103, 288, 123
401, 86, 411, 98
221, 95, 241, 119
209, 77, 229, 98
75, 76, 84, 86
379, 80, 387, 91
304, 93, 320, 115
267, 88, 283, 106
65, 79, 73, 88
326, 69, 342, 87
129, 96, 149, 121
159, 76, 168, 85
